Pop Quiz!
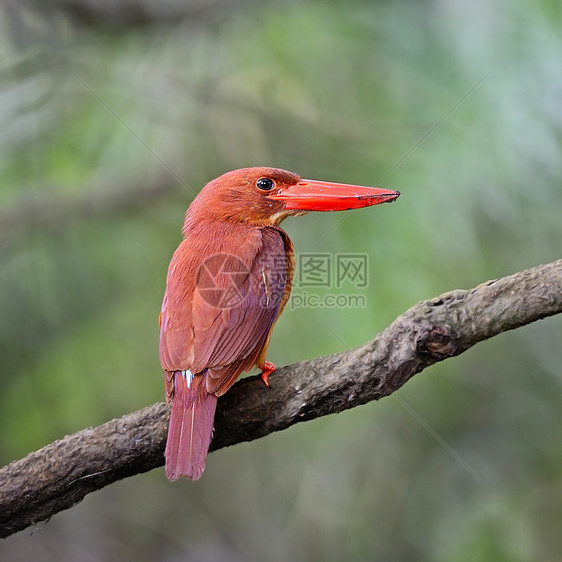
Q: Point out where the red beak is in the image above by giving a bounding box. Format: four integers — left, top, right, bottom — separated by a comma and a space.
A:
266, 179, 400, 211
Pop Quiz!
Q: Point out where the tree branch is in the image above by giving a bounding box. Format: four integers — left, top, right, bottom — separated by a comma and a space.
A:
1, 259, 561, 538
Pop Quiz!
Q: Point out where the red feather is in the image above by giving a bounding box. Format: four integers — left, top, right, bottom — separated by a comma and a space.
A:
160, 219, 293, 478
159, 167, 398, 480
165, 372, 217, 480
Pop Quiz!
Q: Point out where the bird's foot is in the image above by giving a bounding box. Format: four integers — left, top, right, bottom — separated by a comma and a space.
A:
261, 361, 276, 388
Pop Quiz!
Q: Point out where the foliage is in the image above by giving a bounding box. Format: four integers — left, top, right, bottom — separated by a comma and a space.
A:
1, 1, 561, 560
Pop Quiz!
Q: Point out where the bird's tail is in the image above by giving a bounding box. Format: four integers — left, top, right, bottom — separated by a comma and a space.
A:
165, 371, 217, 481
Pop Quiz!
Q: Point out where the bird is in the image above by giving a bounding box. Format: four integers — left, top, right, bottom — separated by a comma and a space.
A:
159, 167, 400, 480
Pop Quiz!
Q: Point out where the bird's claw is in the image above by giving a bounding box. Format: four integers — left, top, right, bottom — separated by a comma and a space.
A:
261, 361, 276, 388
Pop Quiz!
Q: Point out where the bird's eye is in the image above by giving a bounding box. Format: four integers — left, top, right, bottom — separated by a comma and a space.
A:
256, 177, 275, 191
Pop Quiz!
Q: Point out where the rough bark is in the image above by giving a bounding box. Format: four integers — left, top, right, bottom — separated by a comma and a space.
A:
1, 259, 561, 538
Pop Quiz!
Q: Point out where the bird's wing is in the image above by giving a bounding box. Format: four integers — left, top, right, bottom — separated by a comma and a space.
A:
193, 227, 290, 394
160, 227, 292, 396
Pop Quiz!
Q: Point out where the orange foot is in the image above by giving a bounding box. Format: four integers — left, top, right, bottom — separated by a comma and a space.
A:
261, 361, 276, 388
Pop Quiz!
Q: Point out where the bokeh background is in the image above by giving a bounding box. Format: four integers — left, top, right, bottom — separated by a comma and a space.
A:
1, 0, 561, 560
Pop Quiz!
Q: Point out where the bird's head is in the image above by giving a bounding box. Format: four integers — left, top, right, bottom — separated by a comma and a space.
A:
187, 167, 400, 227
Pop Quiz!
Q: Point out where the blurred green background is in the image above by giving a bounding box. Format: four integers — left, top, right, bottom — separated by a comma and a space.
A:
1, 0, 561, 560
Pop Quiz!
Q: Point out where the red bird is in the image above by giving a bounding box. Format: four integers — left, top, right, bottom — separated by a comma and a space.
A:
159, 167, 399, 480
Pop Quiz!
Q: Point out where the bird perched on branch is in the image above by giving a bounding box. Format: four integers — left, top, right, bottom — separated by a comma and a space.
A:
159, 167, 400, 480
